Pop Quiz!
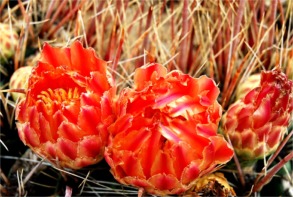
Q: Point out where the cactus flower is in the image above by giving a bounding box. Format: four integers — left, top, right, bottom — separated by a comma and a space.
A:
222, 69, 293, 160
9, 66, 33, 102
0, 23, 18, 61
15, 41, 113, 169
105, 63, 234, 195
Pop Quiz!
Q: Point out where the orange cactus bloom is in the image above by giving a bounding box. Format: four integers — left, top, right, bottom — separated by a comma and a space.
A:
16, 41, 114, 169
222, 69, 293, 160
105, 63, 233, 195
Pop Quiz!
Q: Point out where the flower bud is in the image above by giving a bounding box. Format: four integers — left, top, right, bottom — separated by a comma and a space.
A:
222, 69, 293, 160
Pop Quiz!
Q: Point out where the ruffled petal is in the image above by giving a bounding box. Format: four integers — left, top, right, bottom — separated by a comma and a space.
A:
41, 43, 71, 69
134, 63, 167, 90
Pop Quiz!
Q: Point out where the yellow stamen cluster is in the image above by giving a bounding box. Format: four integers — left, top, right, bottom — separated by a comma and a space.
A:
37, 87, 79, 105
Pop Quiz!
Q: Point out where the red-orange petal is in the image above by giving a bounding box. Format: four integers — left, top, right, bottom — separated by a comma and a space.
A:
58, 122, 84, 142
181, 162, 200, 185
172, 142, 196, 179
117, 150, 145, 178
41, 43, 71, 69
70, 41, 107, 76
210, 136, 234, 163
78, 106, 101, 135
241, 130, 257, 150
134, 63, 167, 90
23, 124, 40, 147
56, 138, 77, 161
148, 173, 180, 191
78, 135, 103, 158
252, 98, 271, 129
151, 151, 175, 176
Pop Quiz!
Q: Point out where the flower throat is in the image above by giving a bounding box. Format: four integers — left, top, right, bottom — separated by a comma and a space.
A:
37, 87, 80, 105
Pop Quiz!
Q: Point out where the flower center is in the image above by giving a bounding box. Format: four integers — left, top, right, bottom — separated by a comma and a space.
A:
37, 87, 80, 105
